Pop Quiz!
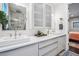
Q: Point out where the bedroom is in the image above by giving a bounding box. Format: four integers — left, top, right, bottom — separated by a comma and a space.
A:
69, 3, 79, 54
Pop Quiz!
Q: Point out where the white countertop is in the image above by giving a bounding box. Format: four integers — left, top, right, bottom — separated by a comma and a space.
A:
0, 33, 66, 52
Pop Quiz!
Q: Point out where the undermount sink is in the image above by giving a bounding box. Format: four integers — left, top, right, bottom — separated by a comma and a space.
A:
0, 37, 31, 47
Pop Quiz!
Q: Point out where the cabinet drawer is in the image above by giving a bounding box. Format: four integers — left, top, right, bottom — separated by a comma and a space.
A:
39, 38, 57, 48
62, 36, 66, 49
43, 48, 58, 56
39, 43, 58, 56
0, 44, 38, 56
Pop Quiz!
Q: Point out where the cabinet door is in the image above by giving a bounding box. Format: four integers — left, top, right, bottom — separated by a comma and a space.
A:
39, 38, 58, 56
45, 4, 52, 28
0, 43, 38, 56
33, 3, 43, 27
58, 35, 66, 53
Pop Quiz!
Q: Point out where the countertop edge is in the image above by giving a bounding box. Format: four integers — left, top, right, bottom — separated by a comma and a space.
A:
0, 34, 66, 53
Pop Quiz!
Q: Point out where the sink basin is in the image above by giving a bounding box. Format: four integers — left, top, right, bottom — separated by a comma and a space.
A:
0, 37, 14, 42
0, 37, 31, 47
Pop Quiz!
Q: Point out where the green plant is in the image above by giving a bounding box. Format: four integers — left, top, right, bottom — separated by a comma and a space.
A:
0, 11, 8, 30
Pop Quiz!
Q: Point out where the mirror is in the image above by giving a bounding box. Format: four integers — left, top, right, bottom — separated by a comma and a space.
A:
2, 3, 26, 30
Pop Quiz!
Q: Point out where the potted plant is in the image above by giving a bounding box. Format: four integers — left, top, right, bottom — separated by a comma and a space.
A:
0, 11, 8, 30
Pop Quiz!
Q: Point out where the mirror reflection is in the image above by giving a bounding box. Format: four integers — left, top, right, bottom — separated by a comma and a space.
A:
1, 3, 26, 30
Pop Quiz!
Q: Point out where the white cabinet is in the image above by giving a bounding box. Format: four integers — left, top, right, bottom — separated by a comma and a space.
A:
32, 3, 53, 28
45, 4, 52, 28
0, 35, 66, 56
33, 3, 43, 27
38, 38, 58, 56
58, 35, 66, 53
0, 43, 38, 56
38, 35, 66, 56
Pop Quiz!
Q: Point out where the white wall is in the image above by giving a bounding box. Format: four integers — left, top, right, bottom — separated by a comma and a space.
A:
54, 4, 68, 34
54, 4, 69, 51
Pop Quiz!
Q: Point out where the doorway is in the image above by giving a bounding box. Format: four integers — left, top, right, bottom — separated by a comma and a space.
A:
68, 3, 79, 54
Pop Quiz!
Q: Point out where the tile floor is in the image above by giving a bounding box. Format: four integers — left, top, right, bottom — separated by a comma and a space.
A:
65, 51, 79, 56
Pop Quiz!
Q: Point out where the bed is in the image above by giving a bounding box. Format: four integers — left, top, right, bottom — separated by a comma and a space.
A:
69, 32, 79, 42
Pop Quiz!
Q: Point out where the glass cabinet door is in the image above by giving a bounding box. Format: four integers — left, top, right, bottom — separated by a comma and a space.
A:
45, 4, 52, 28
33, 3, 43, 27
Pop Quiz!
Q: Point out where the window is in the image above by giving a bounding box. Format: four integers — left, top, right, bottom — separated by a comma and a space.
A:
73, 22, 79, 28
2, 3, 8, 14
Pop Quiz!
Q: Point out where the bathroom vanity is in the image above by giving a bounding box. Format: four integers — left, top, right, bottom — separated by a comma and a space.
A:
0, 3, 68, 56
0, 34, 66, 56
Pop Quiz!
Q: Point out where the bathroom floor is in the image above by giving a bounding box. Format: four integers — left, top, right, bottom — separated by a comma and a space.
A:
59, 41, 79, 56
59, 50, 79, 56
65, 51, 79, 56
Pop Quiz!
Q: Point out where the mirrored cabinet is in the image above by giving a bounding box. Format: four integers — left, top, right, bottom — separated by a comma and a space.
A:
1, 3, 27, 30
0, 3, 27, 40
8, 3, 26, 30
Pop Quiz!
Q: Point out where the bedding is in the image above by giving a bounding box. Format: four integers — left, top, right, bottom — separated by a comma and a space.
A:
69, 32, 79, 41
